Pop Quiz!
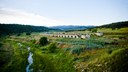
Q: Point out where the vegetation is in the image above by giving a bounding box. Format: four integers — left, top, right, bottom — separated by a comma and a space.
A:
97, 21, 128, 29
47, 42, 57, 53
0, 37, 75, 72
50, 25, 95, 31
26, 32, 31, 35
0, 21, 128, 72
91, 28, 97, 32
83, 48, 128, 72
39, 37, 48, 46
17, 33, 21, 36
0, 24, 60, 35
32, 51, 57, 72
0, 39, 28, 72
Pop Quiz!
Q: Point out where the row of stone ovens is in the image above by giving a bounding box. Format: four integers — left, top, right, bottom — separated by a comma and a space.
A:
43, 32, 103, 39
55, 34, 90, 39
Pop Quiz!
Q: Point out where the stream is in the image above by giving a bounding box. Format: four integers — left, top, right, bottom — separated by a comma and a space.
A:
17, 43, 33, 72
26, 47, 33, 72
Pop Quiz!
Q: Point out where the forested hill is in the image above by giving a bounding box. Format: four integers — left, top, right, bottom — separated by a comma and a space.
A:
97, 21, 128, 29
0, 24, 60, 35
50, 25, 95, 31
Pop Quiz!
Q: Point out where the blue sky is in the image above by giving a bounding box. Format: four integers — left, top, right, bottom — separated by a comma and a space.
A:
0, 0, 128, 26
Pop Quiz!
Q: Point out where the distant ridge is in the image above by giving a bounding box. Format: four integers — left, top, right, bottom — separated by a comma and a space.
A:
49, 25, 95, 31
0, 24, 60, 35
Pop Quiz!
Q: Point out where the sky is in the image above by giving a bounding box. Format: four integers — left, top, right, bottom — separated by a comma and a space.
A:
0, 0, 128, 27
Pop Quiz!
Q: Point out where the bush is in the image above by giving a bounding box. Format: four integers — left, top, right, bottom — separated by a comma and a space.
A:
26, 32, 31, 35
85, 38, 104, 49
0, 43, 3, 48
47, 43, 57, 53
31, 39, 36, 43
107, 48, 113, 54
112, 27, 116, 30
70, 46, 85, 55
91, 28, 97, 32
17, 33, 21, 36
39, 37, 48, 46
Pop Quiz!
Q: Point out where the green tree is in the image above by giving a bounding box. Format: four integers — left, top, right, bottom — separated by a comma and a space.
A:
26, 32, 31, 35
17, 33, 21, 36
91, 28, 97, 32
112, 27, 116, 30
39, 37, 48, 46
47, 43, 57, 53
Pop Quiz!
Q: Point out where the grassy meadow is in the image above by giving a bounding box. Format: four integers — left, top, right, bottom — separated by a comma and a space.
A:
0, 27, 128, 72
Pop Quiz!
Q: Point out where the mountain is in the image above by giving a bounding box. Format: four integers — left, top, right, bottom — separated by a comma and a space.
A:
0, 24, 60, 35
49, 25, 95, 31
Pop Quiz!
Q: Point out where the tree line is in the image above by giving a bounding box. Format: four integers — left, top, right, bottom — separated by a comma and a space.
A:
0, 24, 59, 35
97, 21, 128, 29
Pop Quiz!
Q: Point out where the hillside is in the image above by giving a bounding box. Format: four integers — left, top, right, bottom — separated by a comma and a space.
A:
50, 25, 95, 31
97, 21, 128, 29
0, 24, 60, 35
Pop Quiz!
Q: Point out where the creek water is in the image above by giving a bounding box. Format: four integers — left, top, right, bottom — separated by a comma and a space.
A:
26, 47, 33, 72
17, 43, 33, 72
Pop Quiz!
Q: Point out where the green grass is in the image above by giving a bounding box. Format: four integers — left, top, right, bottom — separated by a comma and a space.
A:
0, 39, 28, 72
32, 44, 75, 72
83, 48, 128, 72
32, 50, 57, 72
49, 52, 75, 72
97, 27, 128, 33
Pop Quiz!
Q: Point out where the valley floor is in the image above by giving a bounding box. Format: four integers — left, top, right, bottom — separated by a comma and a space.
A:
0, 28, 128, 72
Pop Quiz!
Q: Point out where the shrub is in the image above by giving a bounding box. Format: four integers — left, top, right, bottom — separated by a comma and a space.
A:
91, 28, 97, 32
86, 43, 103, 49
26, 32, 31, 35
17, 33, 21, 36
107, 48, 113, 54
31, 39, 36, 43
63, 48, 71, 52
47, 43, 57, 53
112, 27, 116, 30
70, 46, 85, 55
0, 43, 3, 48
85, 38, 104, 49
39, 37, 48, 46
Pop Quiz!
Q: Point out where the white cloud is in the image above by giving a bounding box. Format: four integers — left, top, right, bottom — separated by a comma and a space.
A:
0, 8, 65, 26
